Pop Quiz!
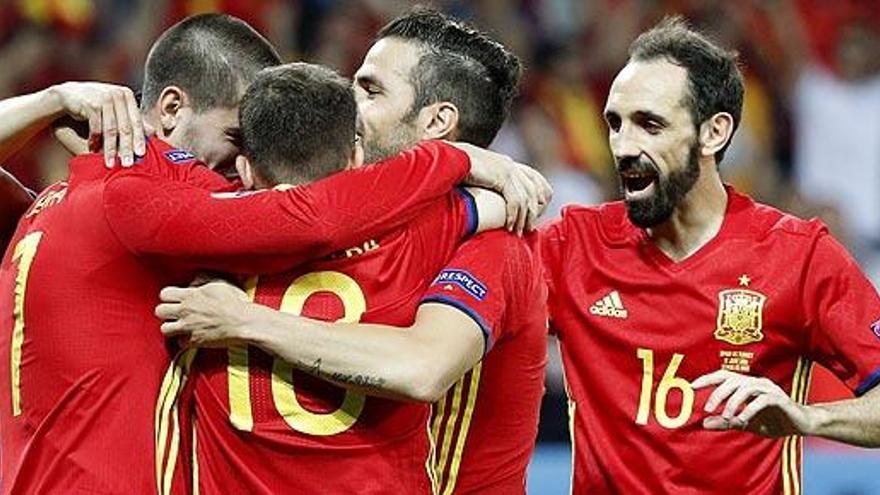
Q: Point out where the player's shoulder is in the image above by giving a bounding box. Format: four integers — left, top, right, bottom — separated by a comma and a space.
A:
543, 201, 634, 247
139, 137, 200, 172
736, 193, 827, 243
451, 230, 542, 281
104, 137, 230, 191
473, 229, 536, 259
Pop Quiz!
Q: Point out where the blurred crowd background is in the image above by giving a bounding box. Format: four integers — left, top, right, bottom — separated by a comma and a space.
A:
1, 0, 879, 492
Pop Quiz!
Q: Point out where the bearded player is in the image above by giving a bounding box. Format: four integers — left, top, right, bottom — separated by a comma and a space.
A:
0, 13, 546, 493
537, 16, 880, 493
158, 10, 546, 494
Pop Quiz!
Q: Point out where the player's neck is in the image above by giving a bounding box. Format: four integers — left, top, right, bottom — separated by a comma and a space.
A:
647, 171, 727, 262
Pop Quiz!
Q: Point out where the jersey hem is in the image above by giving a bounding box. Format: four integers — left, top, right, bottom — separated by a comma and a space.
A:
855, 366, 880, 396
421, 295, 492, 354
455, 188, 478, 237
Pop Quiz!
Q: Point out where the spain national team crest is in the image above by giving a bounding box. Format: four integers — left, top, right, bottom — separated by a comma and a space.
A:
714, 289, 766, 345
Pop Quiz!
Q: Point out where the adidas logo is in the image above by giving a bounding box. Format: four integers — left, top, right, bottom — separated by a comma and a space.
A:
589, 291, 628, 319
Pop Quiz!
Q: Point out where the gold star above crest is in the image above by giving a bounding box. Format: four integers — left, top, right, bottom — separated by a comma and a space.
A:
738, 274, 751, 287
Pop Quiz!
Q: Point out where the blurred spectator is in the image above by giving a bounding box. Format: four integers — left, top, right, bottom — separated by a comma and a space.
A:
760, 0, 880, 280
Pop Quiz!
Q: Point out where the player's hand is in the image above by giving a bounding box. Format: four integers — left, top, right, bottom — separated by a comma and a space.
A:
155, 280, 253, 348
451, 142, 552, 235
48, 82, 146, 167
692, 369, 813, 438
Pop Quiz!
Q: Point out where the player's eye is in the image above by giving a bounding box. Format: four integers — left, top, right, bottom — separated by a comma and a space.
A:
643, 120, 662, 135
365, 86, 381, 98
225, 128, 242, 148
604, 113, 621, 132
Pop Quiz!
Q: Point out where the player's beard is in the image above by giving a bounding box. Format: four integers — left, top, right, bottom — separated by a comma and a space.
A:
622, 141, 701, 229
360, 118, 422, 164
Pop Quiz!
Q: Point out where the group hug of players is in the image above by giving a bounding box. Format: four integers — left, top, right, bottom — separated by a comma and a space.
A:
0, 7, 878, 495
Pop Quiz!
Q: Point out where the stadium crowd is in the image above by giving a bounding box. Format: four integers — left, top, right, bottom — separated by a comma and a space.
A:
1, 0, 879, 275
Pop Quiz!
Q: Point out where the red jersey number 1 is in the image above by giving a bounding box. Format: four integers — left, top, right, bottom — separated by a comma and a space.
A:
227, 271, 367, 436
10, 231, 43, 416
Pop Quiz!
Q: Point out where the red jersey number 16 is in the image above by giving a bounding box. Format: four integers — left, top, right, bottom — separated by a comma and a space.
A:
636, 348, 695, 429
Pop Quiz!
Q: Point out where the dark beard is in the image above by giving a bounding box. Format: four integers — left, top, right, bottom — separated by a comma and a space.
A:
361, 134, 404, 164
360, 117, 421, 164
623, 143, 701, 228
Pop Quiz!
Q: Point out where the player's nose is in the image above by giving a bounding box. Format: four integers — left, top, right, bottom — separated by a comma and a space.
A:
609, 126, 641, 161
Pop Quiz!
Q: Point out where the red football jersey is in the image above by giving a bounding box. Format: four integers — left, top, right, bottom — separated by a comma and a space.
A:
421, 231, 547, 495
186, 189, 478, 494
0, 138, 471, 494
538, 186, 880, 494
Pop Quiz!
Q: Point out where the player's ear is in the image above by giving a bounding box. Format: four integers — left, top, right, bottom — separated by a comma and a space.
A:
235, 155, 256, 190
156, 86, 188, 135
421, 101, 459, 141
698, 112, 734, 159
348, 136, 364, 169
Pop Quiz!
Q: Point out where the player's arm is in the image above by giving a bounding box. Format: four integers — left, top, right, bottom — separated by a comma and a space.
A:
450, 142, 551, 234
693, 233, 880, 447
105, 142, 547, 274
160, 291, 483, 401
693, 369, 880, 447
157, 231, 533, 401
0, 82, 145, 167
464, 187, 507, 232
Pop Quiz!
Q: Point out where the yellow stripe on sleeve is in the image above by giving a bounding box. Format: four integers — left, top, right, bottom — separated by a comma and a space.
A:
155, 349, 197, 495
781, 358, 804, 495
441, 363, 482, 495
435, 376, 466, 490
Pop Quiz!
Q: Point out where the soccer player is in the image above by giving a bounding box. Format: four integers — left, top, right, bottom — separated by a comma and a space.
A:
537, 17, 880, 493
158, 10, 547, 494
0, 14, 540, 494
157, 43, 546, 493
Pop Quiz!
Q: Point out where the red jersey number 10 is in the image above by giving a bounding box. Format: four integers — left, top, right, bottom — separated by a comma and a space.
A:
227, 271, 367, 436
635, 348, 695, 429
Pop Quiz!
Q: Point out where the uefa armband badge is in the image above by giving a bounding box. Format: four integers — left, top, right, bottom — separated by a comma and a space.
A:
714, 288, 767, 346
164, 149, 196, 163
871, 320, 880, 340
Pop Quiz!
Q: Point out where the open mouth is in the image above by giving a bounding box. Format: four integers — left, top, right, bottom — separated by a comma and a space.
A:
620, 169, 658, 199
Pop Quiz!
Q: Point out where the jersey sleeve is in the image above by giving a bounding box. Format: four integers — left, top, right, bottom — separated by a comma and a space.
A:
404, 187, 479, 279
802, 232, 880, 396
535, 213, 568, 336
420, 230, 544, 354
102, 140, 471, 275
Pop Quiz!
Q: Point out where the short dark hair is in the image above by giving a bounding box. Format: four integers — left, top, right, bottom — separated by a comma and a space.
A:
141, 14, 281, 112
378, 9, 521, 147
240, 63, 357, 185
629, 16, 744, 163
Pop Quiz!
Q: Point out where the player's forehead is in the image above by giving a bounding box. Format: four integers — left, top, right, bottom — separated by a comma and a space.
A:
605, 59, 690, 120
355, 37, 422, 89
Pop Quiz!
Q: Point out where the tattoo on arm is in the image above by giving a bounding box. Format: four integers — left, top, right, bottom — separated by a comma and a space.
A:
301, 358, 387, 389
